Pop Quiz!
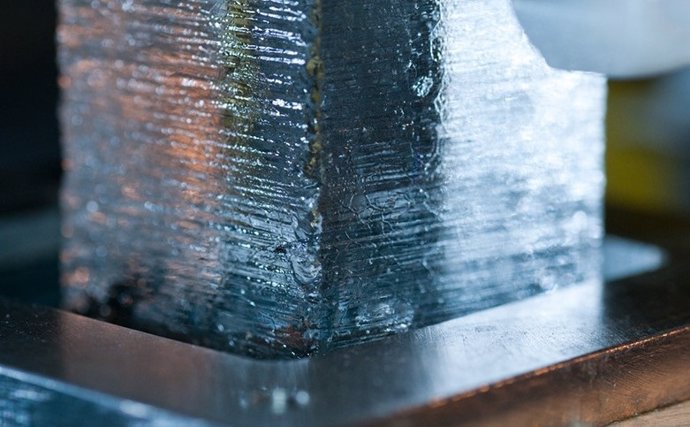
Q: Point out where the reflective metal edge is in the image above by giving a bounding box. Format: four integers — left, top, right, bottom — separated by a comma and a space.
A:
2, 237, 687, 427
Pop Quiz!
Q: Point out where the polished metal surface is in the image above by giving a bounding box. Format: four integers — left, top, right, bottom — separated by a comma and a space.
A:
2, 238, 682, 427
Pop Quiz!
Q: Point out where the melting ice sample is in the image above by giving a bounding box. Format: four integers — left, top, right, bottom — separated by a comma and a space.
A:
59, 0, 605, 358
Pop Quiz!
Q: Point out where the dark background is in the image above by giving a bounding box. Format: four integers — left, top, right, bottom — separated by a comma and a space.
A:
1, 3, 60, 213
0, 2, 61, 305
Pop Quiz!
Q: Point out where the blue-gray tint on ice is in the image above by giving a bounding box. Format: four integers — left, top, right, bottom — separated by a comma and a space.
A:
59, 0, 605, 358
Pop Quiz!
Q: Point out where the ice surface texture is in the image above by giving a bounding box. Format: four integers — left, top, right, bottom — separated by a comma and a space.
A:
59, 0, 605, 358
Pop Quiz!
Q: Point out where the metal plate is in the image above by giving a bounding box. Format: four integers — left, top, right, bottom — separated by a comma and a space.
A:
3, 236, 687, 426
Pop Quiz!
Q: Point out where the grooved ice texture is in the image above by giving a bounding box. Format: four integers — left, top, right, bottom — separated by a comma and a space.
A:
59, 0, 606, 358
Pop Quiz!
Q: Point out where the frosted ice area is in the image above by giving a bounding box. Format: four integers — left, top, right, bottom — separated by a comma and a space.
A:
59, 0, 605, 358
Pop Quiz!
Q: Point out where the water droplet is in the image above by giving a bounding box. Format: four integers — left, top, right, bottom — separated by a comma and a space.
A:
293, 390, 310, 407
271, 388, 288, 414
412, 76, 434, 97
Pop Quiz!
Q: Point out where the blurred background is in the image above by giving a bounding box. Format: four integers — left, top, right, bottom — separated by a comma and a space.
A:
1, 2, 689, 308
0, 2, 61, 306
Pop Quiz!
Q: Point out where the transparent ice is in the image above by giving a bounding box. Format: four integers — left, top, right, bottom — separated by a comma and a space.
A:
59, 0, 605, 358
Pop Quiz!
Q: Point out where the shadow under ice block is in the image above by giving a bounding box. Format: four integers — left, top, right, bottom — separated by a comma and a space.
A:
59, 0, 606, 358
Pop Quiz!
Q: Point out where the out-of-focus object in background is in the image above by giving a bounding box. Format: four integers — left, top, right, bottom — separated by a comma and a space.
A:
608, 71, 690, 215
514, 0, 690, 78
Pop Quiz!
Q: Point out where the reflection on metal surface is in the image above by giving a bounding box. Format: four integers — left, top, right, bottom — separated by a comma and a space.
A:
604, 236, 665, 281
59, 0, 605, 358
0, 239, 676, 427
0, 367, 210, 427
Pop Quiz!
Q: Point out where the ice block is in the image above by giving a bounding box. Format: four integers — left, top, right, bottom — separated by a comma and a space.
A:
59, 0, 605, 358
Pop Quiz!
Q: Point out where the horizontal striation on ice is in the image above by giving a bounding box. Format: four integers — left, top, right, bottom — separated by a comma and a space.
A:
59, 0, 605, 358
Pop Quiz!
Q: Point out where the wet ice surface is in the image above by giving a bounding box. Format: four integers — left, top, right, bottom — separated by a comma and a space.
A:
59, 0, 605, 358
